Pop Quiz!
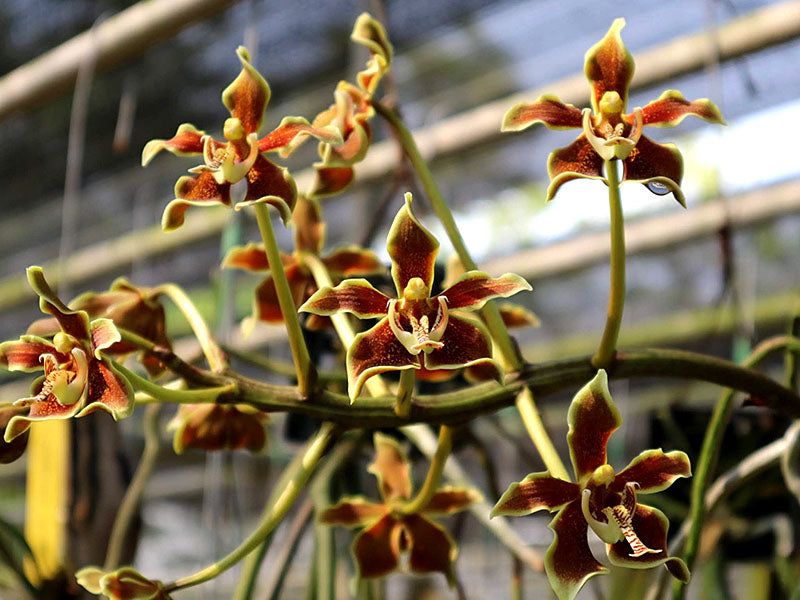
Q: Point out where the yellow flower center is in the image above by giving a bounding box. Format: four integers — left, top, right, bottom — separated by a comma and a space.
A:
402, 277, 429, 301
599, 91, 623, 115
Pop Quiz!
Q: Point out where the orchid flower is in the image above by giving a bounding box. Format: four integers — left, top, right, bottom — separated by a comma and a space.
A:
168, 403, 269, 454
142, 47, 342, 230
300, 193, 531, 401
320, 433, 480, 584
77, 566, 169, 600
492, 370, 691, 600
502, 18, 724, 205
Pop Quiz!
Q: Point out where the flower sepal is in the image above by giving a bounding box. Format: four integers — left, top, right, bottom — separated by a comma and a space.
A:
76, 566, 169, 600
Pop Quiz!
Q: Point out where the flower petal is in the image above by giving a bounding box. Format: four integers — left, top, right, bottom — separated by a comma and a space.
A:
259, 116, 343, 156
346, 318, 420, 402
322, 246, 385, 278
0, 405, 29, 462
499, 303, 541, 329
27, 266, 91, 342
0, 336, 65, 372
387, 193, 439, 296
502, 94, 583, 132
369, 432, 413, 502
404, 514, 458, 584
169, 404, 268, 454
319, 119, 371, 167
222, 243, 277, 273
606, 503, 689, 582
622, 135, 685, 207
292, 196, 325, 254
352, 513, 402, 579
439, 271, 531, 311
492, 472, 579, 517
77, 359, 134, 420
637, 90, 725, 127
90, 318, 122, 358
422, 314, 501, 380
309, 166, 355, 199
422, 486, 482, 516
234, 155, 297, 226
320, 498, 387, 527
141, 123, 206, 166
222, 46, 270, 135
612, 449, 691, 494
546, 135, 606, 202
251, 264, 310, 324
99, 566, 163, 600
300, 279, 390, 319
567, 370, 621, 482
546, 501, 606, 600
584, 18, 635, 113
351, 13, 393, 95
164, 171, 232, 231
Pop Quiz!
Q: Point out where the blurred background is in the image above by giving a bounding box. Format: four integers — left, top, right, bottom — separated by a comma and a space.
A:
0, 0, 799, 598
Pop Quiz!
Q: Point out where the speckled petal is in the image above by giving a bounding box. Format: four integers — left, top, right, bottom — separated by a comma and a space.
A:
164, 171, 232, 231
234, 155, 297, 226
637, 90, 725, 127
77, 359, 134, 420
141, 123, 206, 166
300, 279, 390, 319
438, 271, 531, 312
222, 46, 270, 135
546, 135, 606, 202
259, 116, 342, 156
622, 135, 685, 207
612, 449, 691, 494
322, 247, 385, 278
422, 314, 501, 381
0, 336, 66, 372
387, 193, 439, 296
492, 472, 579, 517
309, 166, 355, 199
502, 94, 583, 132
584, 18, 635, 113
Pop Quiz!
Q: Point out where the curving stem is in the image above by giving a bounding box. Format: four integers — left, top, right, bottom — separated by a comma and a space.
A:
401, 424, 453, 514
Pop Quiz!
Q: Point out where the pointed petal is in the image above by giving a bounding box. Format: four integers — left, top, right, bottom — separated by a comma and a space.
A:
309, 166, 355, 199
75, 567, 105, 595
90, 318, 121, 358
369, 432, 413, 502
502, 94, 583, 132
141, 123, 206, 166
439, 271, 531, 311
422, 314, 501, 379
387, 193, 439, 295
77, 359, 134, 420
320, 498, 387, 527
25, 316, 60, 338
351, 13, 393, 95
223, 242, 275, 272
322, 247, 385, 278
492, 473, 579, 517
622, 135, 685, 206
499, 302, 541, 329
567, 370, 621, 482
584, 18, 635, 113
300, 279, 390, 319
251, 265, 310, 324
464, 361, 504, 383
259, 116, 343, 156
234, 155, 297, 226
612, 449, 691, 494
546, 135, 606, 202
99, 567, 162, 600
352, 514, 402, 578
0, 336, 65, 372
222, 46, 270, 134
292, 196, 325, 254
169, 404, 268, 453
404, 514, 458, 584
422, 486, 482, 516
546, 501, 606, 600
320, 120, 371, 167
637, 90, 725, 127
164, 171, 232, 231
27, 266, 91, 342
606, 504, 688, 582
346, 318, 420, 402
0, 405, 29, 461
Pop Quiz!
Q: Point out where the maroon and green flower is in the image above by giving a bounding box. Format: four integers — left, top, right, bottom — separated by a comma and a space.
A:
502, 18, 724, 205
492, 370, 691, 600
223, 195, 384, 333
142, 46, 342, 230
77, 566, 169, 600
168, 403, 269, 454
320, 433, 480, 584
299, 193, 531, 401
0, 268, 134, 442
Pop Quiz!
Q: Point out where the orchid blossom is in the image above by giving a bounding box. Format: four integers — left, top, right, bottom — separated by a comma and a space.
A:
0, 267, 134, 442
77, 566, 169, 600
502, 18, 724, 205
300, 193, 531, 401
168, 403, 268, 454
141, 46, 342, 230
320, 433, 479, 584
492, 370, 691, 600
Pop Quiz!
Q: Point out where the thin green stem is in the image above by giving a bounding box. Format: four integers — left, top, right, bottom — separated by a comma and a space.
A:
395, 369, 415, 418
163, 422, 337, 593
112, 360, 237, 405
104, 404, 162, 569
401, 425, 453, 514
155, 282, 228, 372
261, 499, 314, 600
515, 387, 570, 480
592, 160, 625, 369
302, 252, 356, 348
253, 202, 314, 396
673, 335, 800, 600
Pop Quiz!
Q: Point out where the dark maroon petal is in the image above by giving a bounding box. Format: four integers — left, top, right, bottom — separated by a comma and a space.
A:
309, 166, 355, 199
77, 359, 134, 420
637, 90, 725, 127
423, 486, 481, 516
259, 117, 342, 154
346, 318, 420, 402
422, 314, 499, 376
612, 449, 691, 494
0, 337, 65, 372
352, 514, 402, 579
622, 135, 685, 206
164, 171, 232, 231
387, 193, 439, 296
222, 243, 282, 272
546, 500, 606, 600
322, 247, 385, 278
222, 47, 270, 134
492, 472, 579, 517
235, 155, 297, 226
368, 432, 413, 502
320, 498, 387, 527
567, 370, 621, 482
27, 266, 91, 342
546, 135, 606, 201
584, 18, 635, 112
170, 404, 268, 454
404, 514, 458, 584
90, 318, 121, 357
439, 271, 531, 311
300, 280, 390, 319
253, 264, 310, 324
499, 303, 541, 329
291, 196, 325, 254
502, 94, 583, 132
